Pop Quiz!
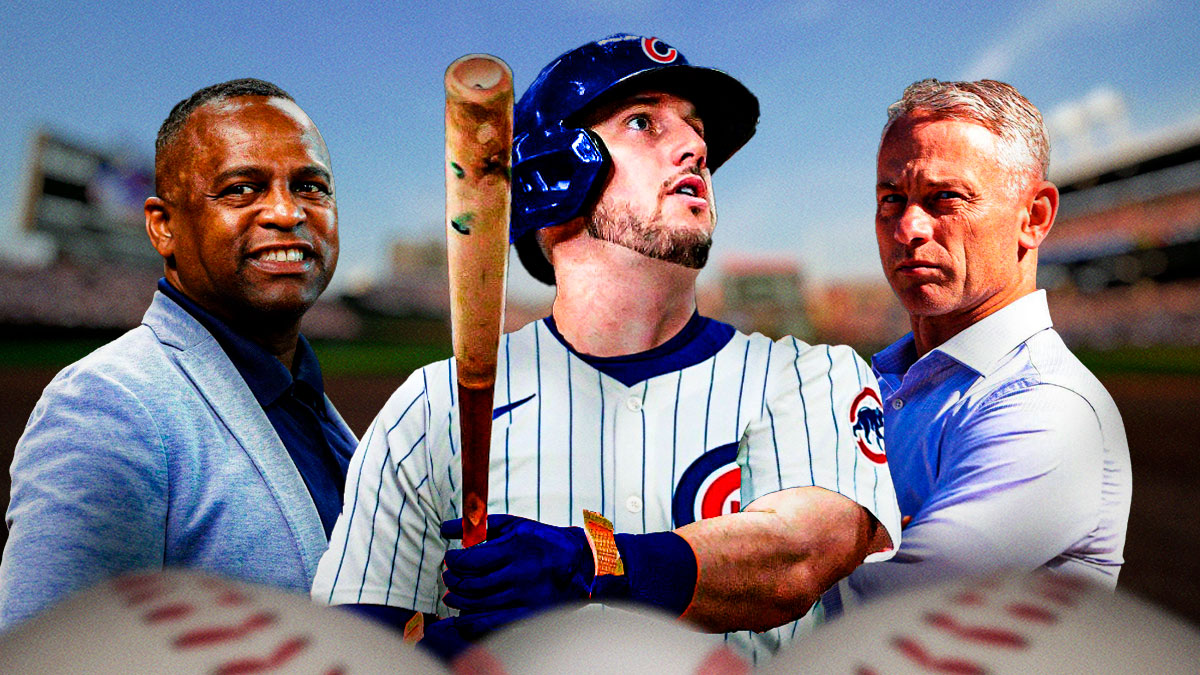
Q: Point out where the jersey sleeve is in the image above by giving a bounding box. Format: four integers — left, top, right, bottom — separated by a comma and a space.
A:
846, 381, 1107, 599
312, 365, 450, 614
0, 367, 169, 630
741, 339, 902, 561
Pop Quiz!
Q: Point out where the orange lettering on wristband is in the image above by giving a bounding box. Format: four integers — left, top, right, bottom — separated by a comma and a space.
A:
582, 510, 625, 577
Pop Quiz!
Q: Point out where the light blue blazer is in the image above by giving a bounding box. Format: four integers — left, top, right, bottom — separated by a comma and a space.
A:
0, 291, 355, 630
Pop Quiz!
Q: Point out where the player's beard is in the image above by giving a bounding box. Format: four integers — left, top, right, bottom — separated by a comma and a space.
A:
585, 199, 713, 270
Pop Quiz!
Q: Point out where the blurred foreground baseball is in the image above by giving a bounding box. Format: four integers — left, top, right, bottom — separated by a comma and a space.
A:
469, 603, 749, 675
763, 571, 1200, 674
0, 568, 445, 673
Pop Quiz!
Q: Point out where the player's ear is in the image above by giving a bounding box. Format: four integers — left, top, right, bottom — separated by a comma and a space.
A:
145, 196, 176, 259
1018, 180, 1058, 251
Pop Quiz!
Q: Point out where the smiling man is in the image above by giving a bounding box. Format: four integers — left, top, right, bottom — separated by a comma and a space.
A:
829, 80, 1132, 611
313, 35, 901, 664
0, 79, 356, 630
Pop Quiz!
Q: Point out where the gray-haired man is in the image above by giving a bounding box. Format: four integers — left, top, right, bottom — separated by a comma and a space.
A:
832, 79, 1132, 610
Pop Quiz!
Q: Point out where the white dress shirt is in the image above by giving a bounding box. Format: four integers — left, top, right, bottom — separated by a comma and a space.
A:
839, 290, 1132, 605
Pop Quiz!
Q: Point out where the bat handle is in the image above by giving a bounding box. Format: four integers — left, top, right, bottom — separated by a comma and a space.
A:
457, 381, 494, 547
463, 494, 487, 548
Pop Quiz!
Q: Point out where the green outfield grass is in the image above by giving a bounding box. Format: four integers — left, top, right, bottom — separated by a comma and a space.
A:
1071, 345, 1200, 376
0, 338, 112, 370
308, 340, 452, 375
0, 338, 1196, 376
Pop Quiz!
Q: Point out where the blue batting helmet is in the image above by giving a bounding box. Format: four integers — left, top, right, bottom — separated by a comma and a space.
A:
512, 34, 760, 284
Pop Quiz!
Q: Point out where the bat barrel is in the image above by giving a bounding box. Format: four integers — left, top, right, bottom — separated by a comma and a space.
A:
444, 54, 512, 388
444, 54, 513, 547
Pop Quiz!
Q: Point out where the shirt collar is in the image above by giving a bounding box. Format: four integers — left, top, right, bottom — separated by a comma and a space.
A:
542, 311, 735, 387
873, 290, 1053, 378
157, 278, 325, 406
936, 289, 1052, 374
872, 332, 920, 379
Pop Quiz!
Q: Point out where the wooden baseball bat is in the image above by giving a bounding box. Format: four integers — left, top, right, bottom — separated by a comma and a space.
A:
444, 54, 513, 548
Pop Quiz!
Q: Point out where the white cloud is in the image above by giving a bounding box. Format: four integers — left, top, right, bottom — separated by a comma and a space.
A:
963, 0, 1145, 80
1046, 84, 1132, 162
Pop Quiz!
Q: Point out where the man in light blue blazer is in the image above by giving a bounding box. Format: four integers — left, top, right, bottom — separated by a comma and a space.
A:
0, 79, 358, 630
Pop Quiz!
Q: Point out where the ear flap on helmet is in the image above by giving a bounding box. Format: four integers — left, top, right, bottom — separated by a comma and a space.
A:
511, 127, 609, 243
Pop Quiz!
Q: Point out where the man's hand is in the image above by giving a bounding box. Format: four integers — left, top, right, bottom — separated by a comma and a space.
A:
441, 514, 594, 614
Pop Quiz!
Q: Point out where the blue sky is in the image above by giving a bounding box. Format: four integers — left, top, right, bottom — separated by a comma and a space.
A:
1, 0, 1197, 301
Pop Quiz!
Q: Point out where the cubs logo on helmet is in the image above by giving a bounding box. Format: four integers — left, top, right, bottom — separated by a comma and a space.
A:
672, 442, 741, 527
850, 388, 886, 464
640, 37, 678, 64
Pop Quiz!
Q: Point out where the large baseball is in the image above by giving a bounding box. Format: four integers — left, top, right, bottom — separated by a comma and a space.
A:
762, 571, 1200, 674
469, 603, 749, 675
0, 568, 446, 673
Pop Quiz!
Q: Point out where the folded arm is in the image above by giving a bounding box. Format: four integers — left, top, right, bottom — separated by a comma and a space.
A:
846, 384, 1107, 600
680, 485, 890, 632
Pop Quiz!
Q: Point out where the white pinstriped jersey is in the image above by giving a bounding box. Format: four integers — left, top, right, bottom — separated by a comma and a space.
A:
313, 314, 901, 663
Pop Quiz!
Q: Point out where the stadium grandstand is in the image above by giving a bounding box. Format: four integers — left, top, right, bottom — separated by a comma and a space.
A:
1041, 120, 1200, 348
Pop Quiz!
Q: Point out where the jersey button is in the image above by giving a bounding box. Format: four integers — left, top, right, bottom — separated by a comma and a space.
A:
625, 397, 643, 412
892, 398, 904, 410
625, 496, 643, 513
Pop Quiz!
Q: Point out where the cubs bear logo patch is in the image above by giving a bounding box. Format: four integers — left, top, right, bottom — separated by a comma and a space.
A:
672, 442, 740, 527
850, 388, 887, 464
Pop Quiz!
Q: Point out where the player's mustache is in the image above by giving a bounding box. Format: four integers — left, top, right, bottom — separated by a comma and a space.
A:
659, 165, 706, 192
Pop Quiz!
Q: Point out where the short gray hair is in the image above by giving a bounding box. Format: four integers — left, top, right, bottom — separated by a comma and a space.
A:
883, 79, 1049, 190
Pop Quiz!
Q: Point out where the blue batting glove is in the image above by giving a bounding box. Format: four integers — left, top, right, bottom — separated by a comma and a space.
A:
440, 514, 594, 614
419, 607, 534, 661
418, 616, 473, 662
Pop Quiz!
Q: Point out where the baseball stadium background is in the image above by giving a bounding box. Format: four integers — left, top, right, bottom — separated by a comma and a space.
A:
0, 121, 1196, 629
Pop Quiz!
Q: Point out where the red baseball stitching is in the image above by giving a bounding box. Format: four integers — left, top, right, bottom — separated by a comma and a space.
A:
925, 611, 1029, 649
211, 636, 310, 674
173, 611, 278, 649
1006, 602, 1058, 624
143, 602, 195, 623
892, 636, 987, 675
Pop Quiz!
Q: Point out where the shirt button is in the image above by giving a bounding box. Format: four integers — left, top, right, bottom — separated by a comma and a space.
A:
625, 397, 643, 412
625, 496, 643, 513
892, 398, 904, 410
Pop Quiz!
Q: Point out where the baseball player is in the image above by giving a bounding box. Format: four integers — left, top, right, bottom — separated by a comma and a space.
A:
312, 34, 901, 663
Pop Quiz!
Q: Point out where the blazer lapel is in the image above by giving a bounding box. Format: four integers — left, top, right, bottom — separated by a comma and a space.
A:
145, 293, 328, 574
